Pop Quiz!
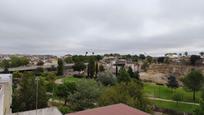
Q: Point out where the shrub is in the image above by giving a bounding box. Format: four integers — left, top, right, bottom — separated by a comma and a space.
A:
97, 71, 117, 86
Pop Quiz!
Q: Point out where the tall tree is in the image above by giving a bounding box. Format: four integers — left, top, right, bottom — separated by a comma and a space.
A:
12, 72, 48, 112
184, 51, 188, 56
87, 58, 95, 78
118, 68, 131, 83
183, 69, 204, 102
57, 58, 64, 76
167, 75, 179, 90
200, 52, 204, 57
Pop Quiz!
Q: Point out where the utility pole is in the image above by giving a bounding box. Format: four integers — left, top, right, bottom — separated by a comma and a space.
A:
35, 76, 39, 115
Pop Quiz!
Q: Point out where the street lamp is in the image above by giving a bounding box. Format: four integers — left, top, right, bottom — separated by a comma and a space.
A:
35, 76, 40, 115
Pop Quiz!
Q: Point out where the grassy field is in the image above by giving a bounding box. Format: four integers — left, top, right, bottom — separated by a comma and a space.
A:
144, 83, 201, 103
63, 76, 81, 83
152, 100, 199, 113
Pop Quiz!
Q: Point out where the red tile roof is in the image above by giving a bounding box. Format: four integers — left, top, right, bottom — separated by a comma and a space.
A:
67, 104, 149, 115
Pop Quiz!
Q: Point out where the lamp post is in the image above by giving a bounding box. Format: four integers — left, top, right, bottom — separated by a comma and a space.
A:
35, 76, 39, 115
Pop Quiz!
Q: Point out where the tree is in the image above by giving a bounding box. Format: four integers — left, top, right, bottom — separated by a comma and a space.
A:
146, 56, 153, 64
87, 58, 95, 78
127, 67, 140, 80
68, 80, 102, 111
141, 61, 149, 72
139, 54, 146, 60
194, 101, 204, 115
184, 51, 188, 57
57, 58, 64, 76
12, 72, 48, 112
55, 82, 76, 105
0, 59, 10, 73
37, 60, 44, 66
99, 65, 105, 72
10, 56, 29, 67
183, 69, 204, 102
172, 92, 183, 105
200, 52, 204, 57
99, 80, 151, 112
72, 62, 86, 71
190, 55, 201, 66
97, 71, 117, 86
95, 62, 99, 77
167, 75, 179, 90
117, 68, 131, 83
64, 57, 73, 63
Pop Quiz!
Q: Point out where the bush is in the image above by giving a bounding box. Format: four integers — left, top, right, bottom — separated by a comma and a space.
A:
97, 71, 117, 86
99, 80, 151, 112
68, 79, 102, 111
58, 106, 72, 114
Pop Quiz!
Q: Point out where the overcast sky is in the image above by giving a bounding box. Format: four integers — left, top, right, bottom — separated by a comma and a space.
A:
0, 0, 204, 56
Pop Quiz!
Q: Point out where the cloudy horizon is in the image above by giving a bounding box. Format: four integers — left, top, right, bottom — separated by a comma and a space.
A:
0, 0, 204, 56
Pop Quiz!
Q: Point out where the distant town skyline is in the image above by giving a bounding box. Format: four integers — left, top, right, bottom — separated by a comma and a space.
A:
0, 0, 204, 56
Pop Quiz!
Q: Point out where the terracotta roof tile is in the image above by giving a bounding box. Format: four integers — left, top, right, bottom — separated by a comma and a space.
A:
67, 104, 149, 115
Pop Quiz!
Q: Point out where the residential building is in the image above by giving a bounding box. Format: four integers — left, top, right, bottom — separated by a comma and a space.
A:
10, 107, 62, 115
0, 74, 12, 115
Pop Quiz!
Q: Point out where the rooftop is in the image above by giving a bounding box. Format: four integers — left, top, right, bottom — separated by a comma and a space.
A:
67, 104, 149, 115
11, 107, 62, 115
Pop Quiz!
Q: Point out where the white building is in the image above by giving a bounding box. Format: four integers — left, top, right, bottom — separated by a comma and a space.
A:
11, 107, 62, 115
0, 74, 12, 115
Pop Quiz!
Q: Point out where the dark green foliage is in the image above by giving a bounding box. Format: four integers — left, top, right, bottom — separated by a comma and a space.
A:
200, 52, 204, 57
139, 54, 146, 60
117, 68, 131, 83
127, 67, 140, 80
72, 62, 86, 71
97, 72, 117, 86
55, 82, 76, 105
87, 58, 95, 78
183, 69, 204, 102
96, 55, 103, 61
194, 101, 204, 115
68, 80, 102, 111
190, 55, 201, 66
141, 61, 149, 72
146, 56, 153, 64
167, 75, 179, 89
37, 60, 44, 66
99, 80, 151, 112
99, 65, 105, 72
10, 56, 29, 67
34, 67, 44, 76
57, 58, 64, 76
157, 57, 165, 63
12, 72, 48, 112
64, 57, 74, 63
95, 62, 98, 77
58, 106, 72, 114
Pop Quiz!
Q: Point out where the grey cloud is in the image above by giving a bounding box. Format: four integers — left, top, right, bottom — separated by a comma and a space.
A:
0, 0, 204, 56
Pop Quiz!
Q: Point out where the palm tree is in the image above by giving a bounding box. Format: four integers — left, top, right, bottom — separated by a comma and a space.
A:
85, 52, 88, 56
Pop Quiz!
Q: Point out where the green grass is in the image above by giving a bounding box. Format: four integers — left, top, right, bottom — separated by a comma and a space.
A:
152, 100, 199, 113
144, 83, 201, 103
63, 76, 81, 83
